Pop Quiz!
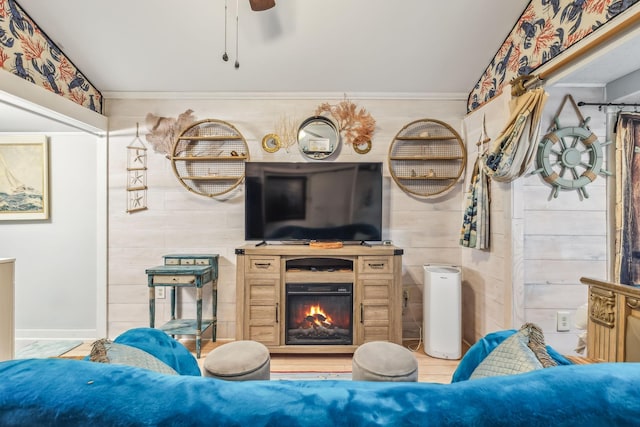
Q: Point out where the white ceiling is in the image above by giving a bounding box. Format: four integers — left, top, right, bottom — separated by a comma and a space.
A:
15, 0, 530, 95
4, 0, 640, 132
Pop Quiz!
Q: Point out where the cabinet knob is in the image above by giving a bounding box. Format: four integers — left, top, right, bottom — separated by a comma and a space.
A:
255, 262, 271, 269
368, 263, 384, 269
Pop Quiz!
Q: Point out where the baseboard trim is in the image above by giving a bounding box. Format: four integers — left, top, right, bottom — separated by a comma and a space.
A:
15, 329, 98, 341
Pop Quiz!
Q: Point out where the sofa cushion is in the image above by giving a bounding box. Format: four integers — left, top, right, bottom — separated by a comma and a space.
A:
469, 327, 542, 379
90, 339, 178, 375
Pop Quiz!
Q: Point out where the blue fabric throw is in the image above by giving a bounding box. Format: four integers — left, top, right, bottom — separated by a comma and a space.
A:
1, 358, 640, 426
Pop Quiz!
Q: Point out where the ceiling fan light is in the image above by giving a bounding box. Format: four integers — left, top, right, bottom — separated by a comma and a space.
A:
249, 0, 275, 11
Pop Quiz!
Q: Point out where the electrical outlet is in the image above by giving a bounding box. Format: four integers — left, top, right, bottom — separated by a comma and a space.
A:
155, 287, 166, 299
557, 311, 570, 332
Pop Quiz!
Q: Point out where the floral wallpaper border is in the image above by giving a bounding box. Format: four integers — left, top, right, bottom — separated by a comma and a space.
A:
0, 0, 102, 114
468, 0, 640, 113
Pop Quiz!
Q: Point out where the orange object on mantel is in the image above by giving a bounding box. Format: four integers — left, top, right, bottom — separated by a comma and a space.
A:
309, 241, 344, 249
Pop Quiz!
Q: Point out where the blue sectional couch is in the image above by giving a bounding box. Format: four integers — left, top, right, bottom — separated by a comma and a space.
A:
1, 328, 640, 426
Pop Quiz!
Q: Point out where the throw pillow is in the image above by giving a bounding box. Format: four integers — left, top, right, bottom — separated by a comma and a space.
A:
89, 339, 178, 375
469, 327, 542, 379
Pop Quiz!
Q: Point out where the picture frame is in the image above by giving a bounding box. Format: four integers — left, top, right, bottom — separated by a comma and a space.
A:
0, 135, 49, 220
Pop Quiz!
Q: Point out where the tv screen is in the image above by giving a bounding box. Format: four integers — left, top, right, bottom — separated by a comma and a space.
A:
245, 162, 383, 242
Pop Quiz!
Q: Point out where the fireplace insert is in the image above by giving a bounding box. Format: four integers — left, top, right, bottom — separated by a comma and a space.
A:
285, 283, 353, 345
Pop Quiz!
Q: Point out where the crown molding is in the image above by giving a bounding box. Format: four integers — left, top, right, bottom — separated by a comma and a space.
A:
102, 91, 468, 102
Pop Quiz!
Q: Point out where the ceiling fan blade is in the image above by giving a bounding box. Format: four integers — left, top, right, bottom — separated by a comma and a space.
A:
249, 0, 275, 11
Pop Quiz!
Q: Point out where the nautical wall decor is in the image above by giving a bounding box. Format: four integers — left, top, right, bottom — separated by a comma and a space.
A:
388, 118, 466, 197
531, 95, 612, 200
468, 0, 640, 113
0, 135, 49, 220
126, 123, 148, 213
170, 119, 248, 197
0, 0, 103, 113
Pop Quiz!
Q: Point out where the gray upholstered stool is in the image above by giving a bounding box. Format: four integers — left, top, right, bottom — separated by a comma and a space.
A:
203, 340, 270, 381
352, 341, 418, 382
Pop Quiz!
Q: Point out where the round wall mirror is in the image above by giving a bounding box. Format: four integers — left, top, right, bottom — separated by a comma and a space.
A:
297, 116, 340, 160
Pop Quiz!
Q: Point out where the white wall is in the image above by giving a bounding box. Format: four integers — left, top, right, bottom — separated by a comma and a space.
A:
105, 95, 468, 340
0, 132, 104, 342
462, 85, 610, 355
520, 86, 608, 355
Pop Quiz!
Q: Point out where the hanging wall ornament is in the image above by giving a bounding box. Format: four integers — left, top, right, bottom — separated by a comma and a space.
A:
126, 123, 148, 213
530, 95, 612, 200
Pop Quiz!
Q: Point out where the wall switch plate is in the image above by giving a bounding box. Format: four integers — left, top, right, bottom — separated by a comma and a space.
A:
557, 311, 570, 332
155, 287, 166, 299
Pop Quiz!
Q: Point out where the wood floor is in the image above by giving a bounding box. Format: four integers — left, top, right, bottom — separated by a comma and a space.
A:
65, 339, 460, 383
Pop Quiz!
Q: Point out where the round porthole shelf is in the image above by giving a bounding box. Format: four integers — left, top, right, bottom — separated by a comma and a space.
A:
170, 119, 249, 197
388, 118, 466, 197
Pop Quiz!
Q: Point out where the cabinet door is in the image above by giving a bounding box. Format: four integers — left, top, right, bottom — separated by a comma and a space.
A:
245, 275, 280, 346
357, 277, 392, 343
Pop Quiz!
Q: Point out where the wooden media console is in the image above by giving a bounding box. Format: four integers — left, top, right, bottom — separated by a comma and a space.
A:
235, 244, 403, 353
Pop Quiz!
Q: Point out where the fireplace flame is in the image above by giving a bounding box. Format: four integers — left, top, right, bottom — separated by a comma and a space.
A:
305, 304, 333, 327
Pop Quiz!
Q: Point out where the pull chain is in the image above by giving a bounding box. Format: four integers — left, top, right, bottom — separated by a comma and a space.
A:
222, 0, 229, 61
234, 0, 240, 68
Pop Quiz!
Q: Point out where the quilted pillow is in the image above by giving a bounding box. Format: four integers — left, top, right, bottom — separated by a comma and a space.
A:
469, 327, 542, 379
89, 339, 178, 375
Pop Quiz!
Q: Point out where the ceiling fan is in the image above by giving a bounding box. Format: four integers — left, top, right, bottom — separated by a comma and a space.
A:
249, 0, 275, 11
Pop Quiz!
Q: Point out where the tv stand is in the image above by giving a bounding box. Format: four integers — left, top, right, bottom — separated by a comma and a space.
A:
255, 241, 268, 247
235, 244, 403, 354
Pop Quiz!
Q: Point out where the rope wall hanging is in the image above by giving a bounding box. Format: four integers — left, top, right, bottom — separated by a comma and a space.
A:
530, 95, 612, 200
126, 123, 148, 213
388, 118, 466, 197
170, 119, 249, 197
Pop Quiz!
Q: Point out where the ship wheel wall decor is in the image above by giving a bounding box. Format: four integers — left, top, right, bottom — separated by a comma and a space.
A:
170, 119, 249, 197
388, 118, 466, 197
531, 118, 612, 200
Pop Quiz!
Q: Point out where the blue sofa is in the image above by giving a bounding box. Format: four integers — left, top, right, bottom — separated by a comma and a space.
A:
1, 328, 640, 426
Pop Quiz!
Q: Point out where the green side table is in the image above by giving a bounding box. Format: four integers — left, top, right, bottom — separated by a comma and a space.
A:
146, 254, 218, 358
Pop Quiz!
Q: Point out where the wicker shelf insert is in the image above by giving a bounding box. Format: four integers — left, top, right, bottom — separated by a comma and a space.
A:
388, 118, 466, 197
171, 119, 249, 197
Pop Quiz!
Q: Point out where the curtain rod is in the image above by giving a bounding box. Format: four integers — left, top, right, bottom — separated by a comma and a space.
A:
577, 101, 640, 110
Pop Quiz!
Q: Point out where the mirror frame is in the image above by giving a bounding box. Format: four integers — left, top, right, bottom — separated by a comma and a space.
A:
297, 116, 340, 160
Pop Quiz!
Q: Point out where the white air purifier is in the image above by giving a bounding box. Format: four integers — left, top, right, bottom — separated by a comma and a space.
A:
423, 265, 461, 359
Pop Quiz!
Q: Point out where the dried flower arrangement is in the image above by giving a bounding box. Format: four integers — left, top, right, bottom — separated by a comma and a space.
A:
315, 97, 376, 154
275, 115, 298, 152
145, 109, 197, 157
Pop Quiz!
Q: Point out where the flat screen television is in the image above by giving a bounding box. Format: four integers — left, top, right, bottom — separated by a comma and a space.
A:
245, 162, 383, 243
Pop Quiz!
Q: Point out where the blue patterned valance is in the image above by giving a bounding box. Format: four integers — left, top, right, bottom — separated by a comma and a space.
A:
0, 0, 102, 114
468, 0, 640, 113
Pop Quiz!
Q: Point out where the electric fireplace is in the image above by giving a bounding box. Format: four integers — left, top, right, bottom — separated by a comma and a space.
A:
285, 283, 353, 345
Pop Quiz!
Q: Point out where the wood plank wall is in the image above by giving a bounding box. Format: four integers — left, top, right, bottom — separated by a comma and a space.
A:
462, 86, 609, 354
104, 96, 467, 341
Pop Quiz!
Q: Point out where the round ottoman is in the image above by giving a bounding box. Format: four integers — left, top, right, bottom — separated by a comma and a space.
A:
203, 340, 270, 381
352, 341, 418, 382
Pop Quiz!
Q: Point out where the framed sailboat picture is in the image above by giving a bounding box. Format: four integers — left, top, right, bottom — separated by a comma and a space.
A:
0, 136, 49, 220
